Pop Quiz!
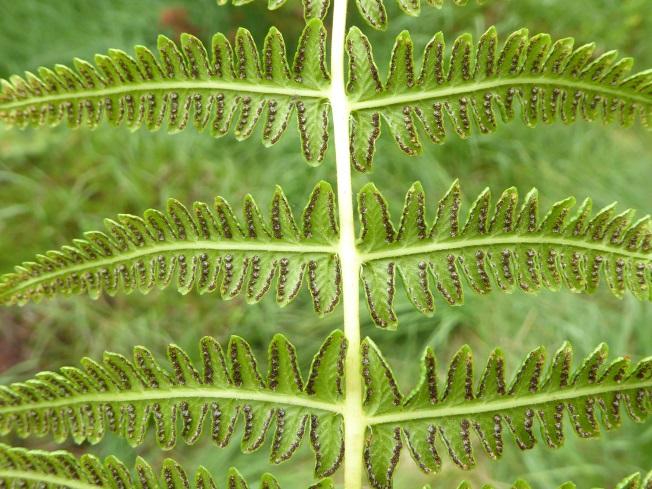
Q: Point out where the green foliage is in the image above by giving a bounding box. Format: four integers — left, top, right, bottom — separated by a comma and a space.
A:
214, 0, 330, 21
358, 181, 651, 328
0, 444, 334, 489
0, 335, 650, 488
3, 22, 652, 172
0, 182, 341, 316
1, 2, 651, 489
2, 181, 650, 329
0, 442, 647, 489
0, 20, 331, 164
362, 340, 652, 489
346, 26, 652, 171
353, 0, 486, 31
0, 332, 347, 477
211, 0, 482, 29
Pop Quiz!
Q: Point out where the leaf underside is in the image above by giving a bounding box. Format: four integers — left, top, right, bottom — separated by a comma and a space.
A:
358, 180, 651, 328
214, 0, 331, 21
0, 336, 650, 488
0, 444, 648, 489
1, 182, 650, 328
0, 20, 331, 164
0, 444, 334, 489
0, 4, 650, 489
2, 24, 652, 172
354, 0, 487, 31
362, 340, 652, 489
0, 332, 347, 478
346, 26, 652, 171
0, 182, 342, 317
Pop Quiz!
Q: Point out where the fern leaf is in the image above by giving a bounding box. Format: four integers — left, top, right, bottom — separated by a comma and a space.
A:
346, 27, 652, 171
0, 182, 342, 316
0, 332, 347, 476
2, 180, 650, 328
0, 443, 334, 489
362, 340, 652, 489
0, 442, 647, 489
354, 0, 486, 31
358, 181, 651, 328
215, 0, 330, 22
0, 336, 649, 488
0, 20, 331, 164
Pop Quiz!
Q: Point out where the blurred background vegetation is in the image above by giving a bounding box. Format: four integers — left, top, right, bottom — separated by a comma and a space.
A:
0, 0, 650, 487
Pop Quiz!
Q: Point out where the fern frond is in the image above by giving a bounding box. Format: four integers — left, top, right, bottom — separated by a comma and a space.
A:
346, 26, 652, 171
214, 0, 330, 22
0, 332, 347, 476
362, 341, 652, 489
0, 443, 647, 489
0, 444, 334, 489
2, 180, 650, 328
0, 20, 331, 164
1, 337, 649, 488
354, 0, 486, 31
357, 181, 651, 328
0, 182, 342, 316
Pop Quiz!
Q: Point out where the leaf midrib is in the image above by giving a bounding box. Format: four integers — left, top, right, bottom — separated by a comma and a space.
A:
359, 235, 650, 262
366, 378, 652, 425
0, 386, 343, 415
0, 80, 329, 111
0, 471, 99, 489
6, 76, 648, 113
0, 240, 337, 299
348, 76, 651, 111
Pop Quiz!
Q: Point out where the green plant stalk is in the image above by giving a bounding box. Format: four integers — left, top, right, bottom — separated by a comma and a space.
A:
0, 388, 342, 415
0, 82, 328, 111
331, 1, 365, 488
360, 236, 649, 262
366, 379, 652, 425
349, 77, 652, 111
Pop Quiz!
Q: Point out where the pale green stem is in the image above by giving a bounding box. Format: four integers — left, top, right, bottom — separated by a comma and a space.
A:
0, 387, 343, 416
331, 3, 365, 489
0, 81, 328, 111
359, 236, 651, 262
349, 77, 652, 111
366, 379, 652, 425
